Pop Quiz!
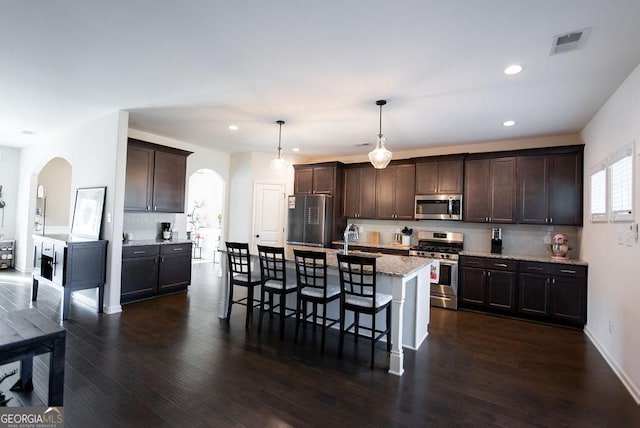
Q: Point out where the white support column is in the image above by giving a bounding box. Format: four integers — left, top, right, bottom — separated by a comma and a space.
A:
388, 275, 406, 376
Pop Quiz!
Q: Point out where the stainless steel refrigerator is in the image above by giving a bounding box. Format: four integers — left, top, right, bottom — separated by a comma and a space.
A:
286, 194, 333, 247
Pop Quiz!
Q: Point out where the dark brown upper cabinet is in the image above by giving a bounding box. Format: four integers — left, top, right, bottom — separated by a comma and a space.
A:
415, 157, 464, 195
125, 139, 192, 213
343, 164, 376, 219
464, 157, 516, 223
375, 163, 415, 220
517, 148, 583, 226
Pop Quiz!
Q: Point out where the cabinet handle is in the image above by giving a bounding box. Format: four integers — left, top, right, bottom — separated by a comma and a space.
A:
549, 218, 553, 223
560, 269, 576, 274
552, 278, 556, 284
147, 206, 150, 211
487, 271, 491, 277
173, 247, 183, 251
527, 266, 543, 271
494, 263, 508, 268
133, 251, 146, 255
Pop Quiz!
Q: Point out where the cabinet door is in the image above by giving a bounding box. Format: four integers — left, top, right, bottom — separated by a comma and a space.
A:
490, 157, 516, 223
517, 156, 549, 224
518, 273, 549, 315
438, 159, 464, 194
375, 167, 396, 219
343, 168, 361, 217
550, 276, 585, 323
313, 166, 335, 194
459, 266, 486, 306
486, 270, 516, 311
359, 167, 377, 218
158, 254, 192, 293
549, 153, 583, 226
395, 164, 416, 219
415, 161, 439, 194
52, 245, 66, 286
294, 168, 314, 194
153, 150, 187, 213
464, 159, 491, 222
124, 144, 154, 211
121, 257, 159, 302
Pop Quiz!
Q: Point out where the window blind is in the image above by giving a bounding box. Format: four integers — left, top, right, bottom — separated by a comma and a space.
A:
610, 154, 633, 220
590, 169, 606, 221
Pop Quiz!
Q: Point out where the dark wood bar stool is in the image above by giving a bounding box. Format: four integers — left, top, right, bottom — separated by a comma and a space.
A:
337, 253, 392, 369
257, 245, 297, 339
225, 242, 261, 328
293, 249, 340, 353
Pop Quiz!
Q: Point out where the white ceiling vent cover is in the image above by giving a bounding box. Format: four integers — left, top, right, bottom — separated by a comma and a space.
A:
551, 27, 591, 55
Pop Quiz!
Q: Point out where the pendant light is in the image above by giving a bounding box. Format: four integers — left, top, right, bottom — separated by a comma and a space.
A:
269, 120, 289, 172
368, 99, 393, 169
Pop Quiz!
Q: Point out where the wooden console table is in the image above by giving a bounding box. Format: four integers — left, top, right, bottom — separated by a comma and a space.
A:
0, 308, 66, 406
32, 234, 108, 320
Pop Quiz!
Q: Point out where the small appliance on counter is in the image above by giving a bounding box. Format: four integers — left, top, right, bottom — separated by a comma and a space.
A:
551, 233, 571, 259
491, 227, 502, 254
393, 229, 403, 245
161, 222, 172, 240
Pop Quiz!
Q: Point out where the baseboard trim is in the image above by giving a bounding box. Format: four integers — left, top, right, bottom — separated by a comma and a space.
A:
584, 326, 640, 404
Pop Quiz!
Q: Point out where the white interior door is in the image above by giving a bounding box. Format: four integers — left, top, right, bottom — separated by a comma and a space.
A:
252, 182, 286, 250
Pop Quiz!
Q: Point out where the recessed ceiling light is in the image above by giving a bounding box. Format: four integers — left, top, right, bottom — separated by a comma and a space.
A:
228, 125, 239, 131
503, 64, 523, 75
503, 120, 516, 127
292, 148, 300, 152
21, 130, 35, 135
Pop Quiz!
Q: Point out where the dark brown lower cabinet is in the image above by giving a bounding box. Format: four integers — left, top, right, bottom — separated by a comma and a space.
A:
460, 256, 587, 327
122, 242, 192, 304
459, 257, 517, 313
519, 261, 587, 326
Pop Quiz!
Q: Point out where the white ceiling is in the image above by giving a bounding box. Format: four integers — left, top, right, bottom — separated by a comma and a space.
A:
2, 1, 640, 156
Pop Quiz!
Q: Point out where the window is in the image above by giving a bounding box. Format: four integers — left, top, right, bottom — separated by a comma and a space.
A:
589, 142, 635, 223
589, 166, 607, 222
609, 146, 634, 222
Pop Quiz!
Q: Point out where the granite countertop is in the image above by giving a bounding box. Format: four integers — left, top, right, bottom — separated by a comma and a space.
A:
332, 240, 411, 251
123, 238, 193, 247
285, 245, 428, 277
459, 250, 588, 266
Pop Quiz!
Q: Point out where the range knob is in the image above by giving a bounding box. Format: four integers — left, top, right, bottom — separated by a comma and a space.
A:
430, 253, 436, 258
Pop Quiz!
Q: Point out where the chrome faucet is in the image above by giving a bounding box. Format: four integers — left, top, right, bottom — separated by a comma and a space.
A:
343, 224, 358, 254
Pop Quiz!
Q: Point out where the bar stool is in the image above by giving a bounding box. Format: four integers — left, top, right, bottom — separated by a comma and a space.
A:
293, 249, 340, 353
225, 242, 261, 329
257, 245, 297, 339
336, 253, 392, 369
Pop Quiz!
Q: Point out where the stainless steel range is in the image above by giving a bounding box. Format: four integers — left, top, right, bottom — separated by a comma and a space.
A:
409, 230, 464, 310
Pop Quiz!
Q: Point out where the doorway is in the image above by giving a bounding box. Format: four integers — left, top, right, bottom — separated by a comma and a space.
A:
252, 182, 286, 250
35, 158, 72, 235
187, 169, 225, 262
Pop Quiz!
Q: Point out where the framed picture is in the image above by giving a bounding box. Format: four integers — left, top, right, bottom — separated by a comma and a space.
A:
71, 187, 106, 239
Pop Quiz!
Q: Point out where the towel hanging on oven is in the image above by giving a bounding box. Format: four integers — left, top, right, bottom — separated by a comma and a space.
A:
430, 259, 440, 284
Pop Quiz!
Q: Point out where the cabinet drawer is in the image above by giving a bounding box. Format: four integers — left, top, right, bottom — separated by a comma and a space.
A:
460, 257, 517, 271
123, 245, 159, 259
160, 243, 192, 255
520, 261, 586, 279
42, 242, 55, 257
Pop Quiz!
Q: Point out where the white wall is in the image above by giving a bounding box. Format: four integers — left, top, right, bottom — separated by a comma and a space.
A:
16, 111, 127, 315
580, 63, 640, 403
0, 146, 20, 241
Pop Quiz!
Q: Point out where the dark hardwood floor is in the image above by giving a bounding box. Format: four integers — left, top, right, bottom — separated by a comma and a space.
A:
0, 263, 638, 427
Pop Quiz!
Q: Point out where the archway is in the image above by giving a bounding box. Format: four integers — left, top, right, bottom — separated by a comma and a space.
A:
187, 169, 225, 262
35, 157, 72, 235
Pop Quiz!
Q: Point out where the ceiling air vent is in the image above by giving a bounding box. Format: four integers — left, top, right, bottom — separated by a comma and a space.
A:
550, 27, 591, 55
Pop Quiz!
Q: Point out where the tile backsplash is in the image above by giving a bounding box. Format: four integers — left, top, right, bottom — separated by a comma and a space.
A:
347, 219, 582, 259
123, 212, 183, 240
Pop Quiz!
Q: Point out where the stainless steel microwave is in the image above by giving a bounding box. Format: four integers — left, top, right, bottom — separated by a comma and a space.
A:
415, 194, 463, 220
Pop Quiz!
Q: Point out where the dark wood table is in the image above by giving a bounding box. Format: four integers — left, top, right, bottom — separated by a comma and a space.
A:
0, 308, 66, 406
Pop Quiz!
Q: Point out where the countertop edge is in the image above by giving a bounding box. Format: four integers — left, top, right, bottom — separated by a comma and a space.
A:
459, 250, 588, 266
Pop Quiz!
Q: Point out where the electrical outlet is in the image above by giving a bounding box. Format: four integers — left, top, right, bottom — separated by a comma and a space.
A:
609, 320, 614, 335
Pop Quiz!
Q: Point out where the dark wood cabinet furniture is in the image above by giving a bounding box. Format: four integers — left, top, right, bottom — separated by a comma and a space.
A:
415, 156, 464, 195
121, 241, 193, 304
459, 256, 517, 312
464, 157, 516, 223
517, 149, 583, 226
125, 138, 192, 213
293, 162, 345, 240
459, 254, 587, 327
331, 243, 410, 256
375, 162, 415, 220
343, 164, 376, 218
519, 261, 587, 327
0, 308, 66, 406
32, 234, 108, 320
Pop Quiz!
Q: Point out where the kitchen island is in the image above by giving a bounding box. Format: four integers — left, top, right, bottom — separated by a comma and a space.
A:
218, 245, 432, 376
